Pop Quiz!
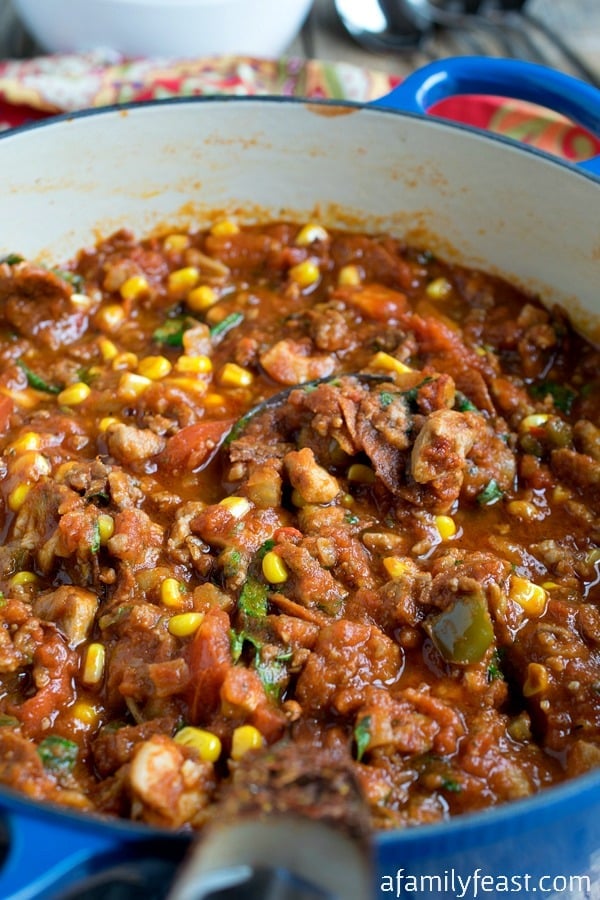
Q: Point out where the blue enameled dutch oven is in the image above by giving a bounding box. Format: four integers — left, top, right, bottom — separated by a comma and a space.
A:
0, 56, 599, 899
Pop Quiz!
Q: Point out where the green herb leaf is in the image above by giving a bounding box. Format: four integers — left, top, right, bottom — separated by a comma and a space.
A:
255, 653, 291, 702
344, 512, 360, 525
0, 253, 24, 265
401, 376, 434, 408
441, 777, 462, 793
152, 317, 190, 347
379, 391, 395, 409
16, 360, 62, 394
229, 628, 263, 663
354, 716, 372, 762
52, 268, 84, 291
89, 520, 101, 554
238, 577, 269, 618
0, 715, 19, 727
256, 539, 276, 561
455, 392, 478, 413
37, 735, 78, 772
210, 312, 244, 341
477, 479, 503, 506
529, 381, 576, 415
222, 548, 243, 579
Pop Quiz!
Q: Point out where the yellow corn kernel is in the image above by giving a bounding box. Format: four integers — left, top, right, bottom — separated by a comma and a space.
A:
210, 219, 239, 237
337, 264, 362, 287
187, 285, 218, 312
82, 643, 106, 686
523, 662, 549, 697
369, 351, 414, 376
96, 304, 126, 332
137, 355, 172, 380
8, 483, 30, 512
165, 376, 209, 398
262, 550, 288, 584
295, 223, 329, 246
120, 275, 149, 302
97, 337, 118, 361
175, 354, 213, 375
219, 362, 254, 388
203, 392, 225, 408
99, 416, 120, 432
542, 581, 559, 590
288, 259, 320, 288
168, 266, 200, 296
118, 373, 152, 401
9, 570, 38, 588
174, 726, 222, 763
58, 382, 91, 406
510, 576, 547, 617
520, 413, 550, 431
8, 432, 41, 454
161, 577, 186, 609
230, 724, 264, 760
426, 277, 453, 300
163, 233, 190, 253
219, 496, 252, 519
112, 352, 139, 371
97, 514, 114, 545
383, 557, 408, 578
347, 463, 376, 484
553, 485, 571, 502
71, 700, 100, 727
435, 515, 457, 541
506, 500, 543, 522
70, 293, 93, 310
168, 612, 205, 638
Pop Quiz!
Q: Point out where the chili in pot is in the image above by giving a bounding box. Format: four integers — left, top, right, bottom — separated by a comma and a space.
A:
0, 217, 598, 834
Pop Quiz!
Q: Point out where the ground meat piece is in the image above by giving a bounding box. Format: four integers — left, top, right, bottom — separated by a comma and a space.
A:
308, 303, 353, 351
284, 447, 340, 504
0, 262, 86, 349
574, 420, 600, 462
408, 409, 475, 510
128, 734, 215, 828
0, 729, 58, 801
107, 509, 164, 567
274, 540, 348, 615
296, 619, 402, 716
551, 447, 600, 513
0, 599, 44, 673
33, 585, 98, 648
92, 717, 179, 778
259, 338, 335, 386
107, 469, 144, 509
356, 686, 440, 757
105, 423, 166, 465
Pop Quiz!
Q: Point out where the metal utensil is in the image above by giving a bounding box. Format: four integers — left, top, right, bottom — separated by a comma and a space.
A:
167, 741, 373, 900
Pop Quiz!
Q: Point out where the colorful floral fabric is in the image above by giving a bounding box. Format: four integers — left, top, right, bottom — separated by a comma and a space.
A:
0, 51, 598, 163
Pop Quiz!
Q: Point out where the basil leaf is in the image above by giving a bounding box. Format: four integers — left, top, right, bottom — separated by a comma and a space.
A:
17, 360, 62, 394
210, 312, 244, 341
238, 577, 268, 618
153, 317, 190, 347
477, 479, 503, 506
529, 381, 576, 415
37, 736, 78, 772
354, 716, 372, 763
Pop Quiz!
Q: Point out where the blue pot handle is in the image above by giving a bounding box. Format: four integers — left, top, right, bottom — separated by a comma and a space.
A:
0, 796, 185, 900
371, 56, 600, 177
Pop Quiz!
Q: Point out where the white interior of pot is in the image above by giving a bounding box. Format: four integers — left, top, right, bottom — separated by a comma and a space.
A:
2, 98, 598, 341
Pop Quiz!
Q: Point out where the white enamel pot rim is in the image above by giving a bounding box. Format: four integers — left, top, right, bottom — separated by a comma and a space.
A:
1, 55, 600, 896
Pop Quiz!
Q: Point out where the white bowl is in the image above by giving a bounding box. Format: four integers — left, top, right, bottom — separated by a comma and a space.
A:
12, 0, 314, 58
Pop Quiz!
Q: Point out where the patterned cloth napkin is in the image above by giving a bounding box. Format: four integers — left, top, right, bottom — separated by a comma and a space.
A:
0, 51, 598, 162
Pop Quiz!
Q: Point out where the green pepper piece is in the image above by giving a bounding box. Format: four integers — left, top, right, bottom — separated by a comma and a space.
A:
210, 312, 244, 341
426, 592, 494, 665
16, 360, 62, 394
